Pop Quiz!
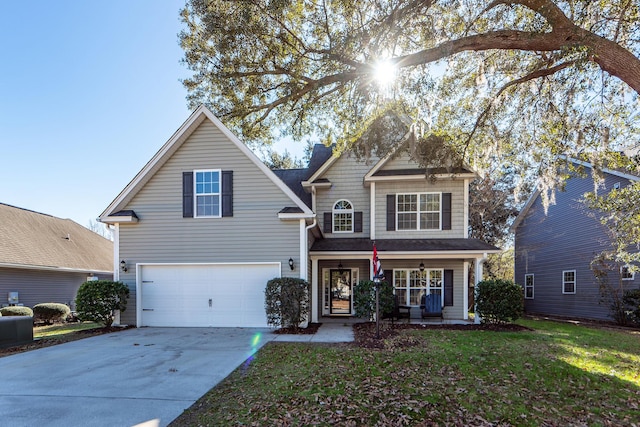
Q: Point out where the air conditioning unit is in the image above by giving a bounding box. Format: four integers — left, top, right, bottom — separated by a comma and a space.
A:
8, 292, 19, 305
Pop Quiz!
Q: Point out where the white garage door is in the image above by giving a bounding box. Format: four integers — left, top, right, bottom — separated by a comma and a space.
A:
138, 263, 280, 327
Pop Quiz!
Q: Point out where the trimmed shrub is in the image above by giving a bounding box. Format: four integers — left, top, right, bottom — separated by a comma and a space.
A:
75, 280, 130, 327
623, 289, 640, 325
0, 306, 33, 317
353, 280, 394, 320
476, 279, 524, 324
33, 303, 71, 324
265, 277, 309, 330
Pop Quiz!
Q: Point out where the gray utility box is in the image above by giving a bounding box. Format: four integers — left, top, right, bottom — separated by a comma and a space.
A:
0, 316, 33, 348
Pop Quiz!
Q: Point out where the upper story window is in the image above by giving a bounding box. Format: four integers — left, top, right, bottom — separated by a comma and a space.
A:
397, 193, 441, 230
195, 169, 221, 217
562, 270, 576, 294
333, 200, 354, 233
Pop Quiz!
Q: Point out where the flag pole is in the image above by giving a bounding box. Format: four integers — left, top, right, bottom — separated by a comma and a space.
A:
373, 241, 381, 339
374, 275, 380, 339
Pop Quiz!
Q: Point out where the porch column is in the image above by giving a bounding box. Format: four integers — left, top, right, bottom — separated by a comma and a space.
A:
463, 261, 469, 320
311, 257, 319, 323
474, 254, 487, 324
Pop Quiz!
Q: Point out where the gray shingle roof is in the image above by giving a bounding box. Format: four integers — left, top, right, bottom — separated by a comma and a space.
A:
310, 238, 499, 252
0, 203, 113, 272
272, 144, 334, 207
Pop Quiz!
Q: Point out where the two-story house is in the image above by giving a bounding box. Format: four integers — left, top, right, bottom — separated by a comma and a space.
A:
99, 106, 498, 327
512, 159, 639, 322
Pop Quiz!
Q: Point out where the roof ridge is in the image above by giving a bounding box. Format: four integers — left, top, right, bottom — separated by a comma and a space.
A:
0, 202, 57, 219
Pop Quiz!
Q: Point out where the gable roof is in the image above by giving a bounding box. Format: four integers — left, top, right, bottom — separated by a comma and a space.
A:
300, 127, 476, 186
0, 203, 113, 273
99, 106, 313, 221
510, 157, 640, 232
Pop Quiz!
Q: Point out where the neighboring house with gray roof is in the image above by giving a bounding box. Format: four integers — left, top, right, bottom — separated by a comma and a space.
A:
512, 159, 640, 322
0, 203, 113, 310
99, 106, 498, 327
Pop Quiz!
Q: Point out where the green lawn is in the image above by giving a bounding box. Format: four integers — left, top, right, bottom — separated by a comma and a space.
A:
34, 321, 101, 339
170, 319, 640, 426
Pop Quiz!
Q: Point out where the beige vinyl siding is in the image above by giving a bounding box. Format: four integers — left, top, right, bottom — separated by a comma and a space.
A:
116, 120, 301, 325
381, 151, 415, 170
315, 154, 377, 238
375, 179, 466, 239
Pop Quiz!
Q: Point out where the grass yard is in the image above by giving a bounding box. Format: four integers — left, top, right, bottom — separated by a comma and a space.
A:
1, 321, 110, 358
34, 321, 101, 339
170, 319, 640, 426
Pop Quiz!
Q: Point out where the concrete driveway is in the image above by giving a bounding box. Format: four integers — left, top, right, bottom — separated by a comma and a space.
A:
0, 327, 275, 427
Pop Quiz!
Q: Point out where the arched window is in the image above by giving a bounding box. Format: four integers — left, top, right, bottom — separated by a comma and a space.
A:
332, 200, 353, 233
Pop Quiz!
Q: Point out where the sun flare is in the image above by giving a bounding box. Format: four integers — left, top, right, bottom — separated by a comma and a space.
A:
373, 59, 397, 86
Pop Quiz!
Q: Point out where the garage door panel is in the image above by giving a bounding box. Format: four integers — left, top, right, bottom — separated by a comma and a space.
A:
139, 263, 279, 327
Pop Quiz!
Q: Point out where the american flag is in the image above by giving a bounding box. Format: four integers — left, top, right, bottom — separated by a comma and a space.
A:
373, 244, 384, 280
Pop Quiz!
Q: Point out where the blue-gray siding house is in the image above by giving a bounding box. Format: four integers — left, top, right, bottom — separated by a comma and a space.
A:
512, 159, 640, 322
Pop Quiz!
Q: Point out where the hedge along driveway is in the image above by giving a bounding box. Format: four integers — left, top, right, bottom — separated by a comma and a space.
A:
0, 327, 275, 427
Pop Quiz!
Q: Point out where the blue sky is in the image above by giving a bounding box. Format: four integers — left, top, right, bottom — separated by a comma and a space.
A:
0, 1, 303, 228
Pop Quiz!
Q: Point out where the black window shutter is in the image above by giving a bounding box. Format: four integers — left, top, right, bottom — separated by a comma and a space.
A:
323, 212, 332, 233
442, 193, 452, 230
386, 194, 396, 231
383, 269, 392, 284
354, 211, 363, 232
444, 269, 454, 306
182, 172, 194, 218
222, 170, 233, 217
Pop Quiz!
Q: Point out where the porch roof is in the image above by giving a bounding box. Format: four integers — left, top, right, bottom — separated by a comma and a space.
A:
310, 238, 499, 253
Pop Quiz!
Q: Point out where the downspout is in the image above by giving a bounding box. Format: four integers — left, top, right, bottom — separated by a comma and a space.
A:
112, 223, 120, 281
474, 253, 487, 324
303, 217, 317, 323
300, 217, 317, 281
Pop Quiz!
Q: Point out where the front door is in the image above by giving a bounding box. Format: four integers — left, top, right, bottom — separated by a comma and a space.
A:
330, 269, 351, 314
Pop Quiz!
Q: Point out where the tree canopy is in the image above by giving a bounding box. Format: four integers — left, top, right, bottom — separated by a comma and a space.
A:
180, 0, 639, 195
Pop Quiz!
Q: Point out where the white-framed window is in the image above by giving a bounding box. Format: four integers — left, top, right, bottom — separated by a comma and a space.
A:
332, 200, 354, 233
393, 268, 443, 306
396, 193, 441, 230
524, 274, 534, 299
562, 270, 576, 294
621, 265, 635, 281
194, 169, 221, 217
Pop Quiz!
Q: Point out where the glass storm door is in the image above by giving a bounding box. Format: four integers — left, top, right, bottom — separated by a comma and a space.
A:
330, 269, 352, 314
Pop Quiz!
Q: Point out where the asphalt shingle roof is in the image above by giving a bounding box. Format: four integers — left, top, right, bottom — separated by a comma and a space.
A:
0, 203, 113, 272
272, 144, 334, 207
310, 238, 499, 252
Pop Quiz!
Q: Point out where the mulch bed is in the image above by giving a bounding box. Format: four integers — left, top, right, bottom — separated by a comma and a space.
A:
273, 322, 322, 334
353, 321, 533, 349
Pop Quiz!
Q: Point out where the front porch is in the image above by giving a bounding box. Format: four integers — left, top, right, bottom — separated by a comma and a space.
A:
308, 238, 498, 324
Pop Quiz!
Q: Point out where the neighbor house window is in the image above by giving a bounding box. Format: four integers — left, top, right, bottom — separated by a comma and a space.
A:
621, 265, 635, 280
333, 200, 353, 232
396, 193, 441, 230
393, 268, 443, 306
562, 270, 576, 294
195, 169, 221, 217
524, 274, 534, 299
